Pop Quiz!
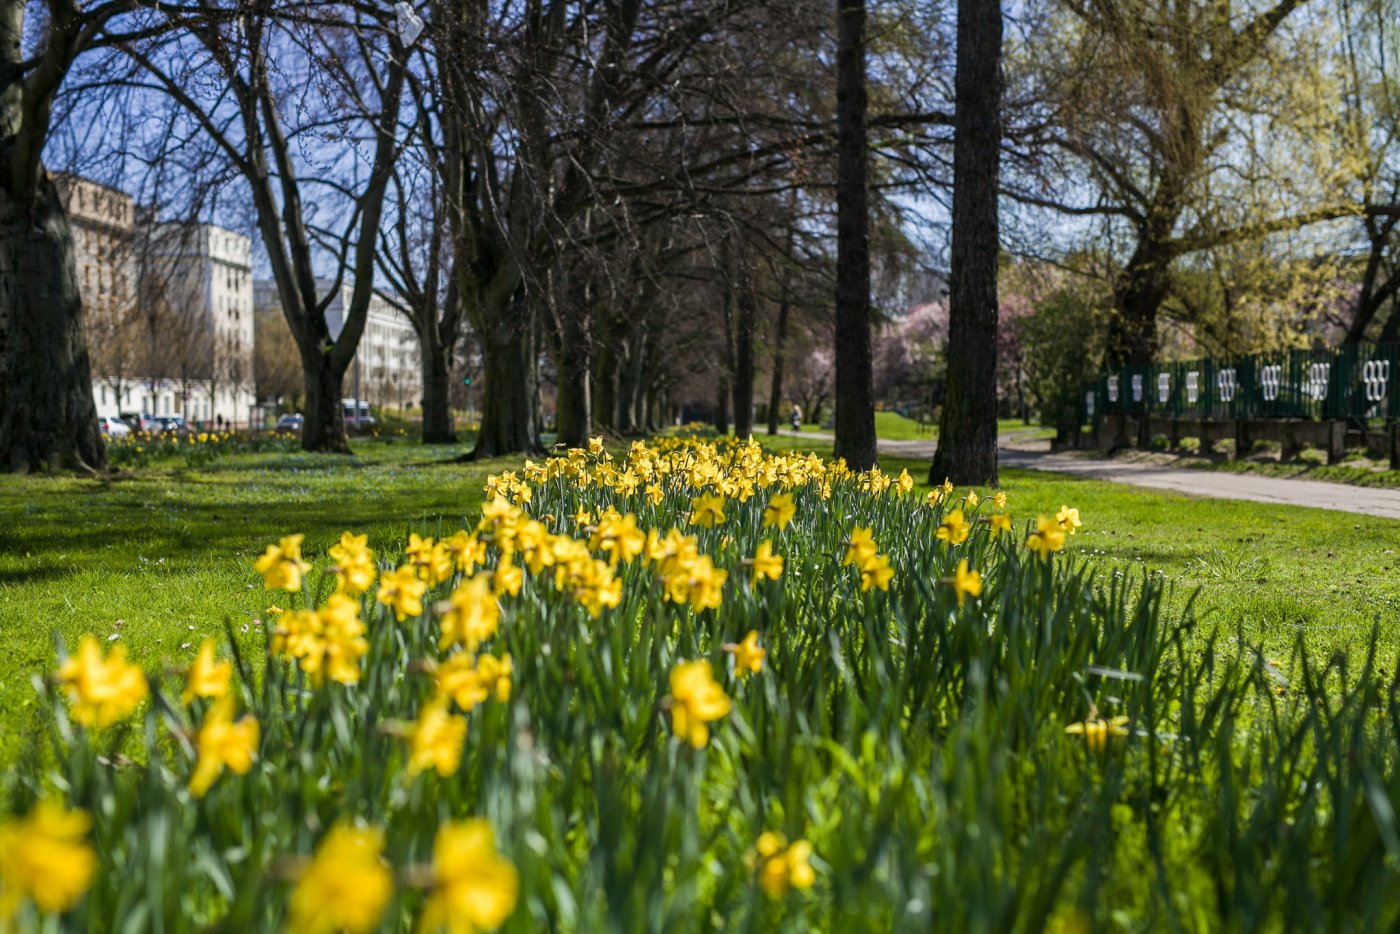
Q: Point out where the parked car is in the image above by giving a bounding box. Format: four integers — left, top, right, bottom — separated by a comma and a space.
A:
98, 416, 131, 438
155, 415, 187, 434
119, 412, 161, 433
275, 413, 304, 434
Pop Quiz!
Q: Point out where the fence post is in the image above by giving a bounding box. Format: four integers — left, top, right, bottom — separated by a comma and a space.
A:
1390, 422, 1399, 471
1328, 421, 1347, 466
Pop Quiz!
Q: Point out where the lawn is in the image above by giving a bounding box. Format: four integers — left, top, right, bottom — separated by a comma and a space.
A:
789, 411, 1053, 442
0, 438, 500, 761
4, 432, 1398, 764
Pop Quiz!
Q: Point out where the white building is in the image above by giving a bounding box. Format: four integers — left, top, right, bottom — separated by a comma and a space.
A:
254, 280, 422, 412
59, 175, 257, 427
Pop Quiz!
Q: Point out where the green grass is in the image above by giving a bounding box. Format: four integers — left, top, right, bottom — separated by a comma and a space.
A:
0, 438, 502, 760
761, 434, 1400, 662
787, 412, 1053, 442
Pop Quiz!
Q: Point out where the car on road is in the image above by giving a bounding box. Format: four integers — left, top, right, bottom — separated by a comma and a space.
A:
119, 412, 161, 433
155, 415, 188, 434
275, 413, 304, 434
98, 416, 131, 438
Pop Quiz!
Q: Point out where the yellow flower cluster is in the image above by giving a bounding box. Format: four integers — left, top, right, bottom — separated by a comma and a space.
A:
0, 801, 96, 922
55, 635, 149, 728
843, 528, 893, 593
287, 820, 519, 934
750, 831, 816, 897
272, 592, 370, 686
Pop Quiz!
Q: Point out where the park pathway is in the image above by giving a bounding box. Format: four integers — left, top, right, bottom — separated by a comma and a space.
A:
778, 429, 1400, 521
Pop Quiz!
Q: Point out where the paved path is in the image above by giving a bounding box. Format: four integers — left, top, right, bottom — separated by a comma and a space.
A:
778, 429, 1400, 521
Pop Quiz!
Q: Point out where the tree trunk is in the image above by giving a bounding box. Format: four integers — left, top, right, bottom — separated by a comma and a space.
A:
732, 256, 756, 438
1106, 237, 1174, 367
470, 294, 540, 459
766, 289, 791, 435
299, 345, 351, 454
0, 175, 106, 473
714, 378, 731, 436
930, 0, 1002, 487
420, 324, 457, 444
834, 0, 877, 470
555, 309, 592, 448
594, 343, 617, 434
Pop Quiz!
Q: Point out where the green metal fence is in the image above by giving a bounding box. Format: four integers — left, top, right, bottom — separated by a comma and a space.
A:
1082, 344, 1400, 427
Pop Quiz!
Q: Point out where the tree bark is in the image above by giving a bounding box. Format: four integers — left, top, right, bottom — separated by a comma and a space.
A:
555, 301, 593, 448
0, 174, 105, 473
420, 324, 457, 444
714, 377, 731, 436
930, 0, 1002, 487
834, 0, 877, 470
732, 254, 756, 438
470, 291, 540, 459
766, 287, 791, 436
297, 343, 352, 454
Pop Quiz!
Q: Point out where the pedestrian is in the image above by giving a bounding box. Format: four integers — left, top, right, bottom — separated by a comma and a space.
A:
789, 404, 802, 430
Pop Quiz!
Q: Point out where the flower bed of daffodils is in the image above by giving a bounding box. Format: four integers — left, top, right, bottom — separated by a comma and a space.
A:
6, 437, 1400, 930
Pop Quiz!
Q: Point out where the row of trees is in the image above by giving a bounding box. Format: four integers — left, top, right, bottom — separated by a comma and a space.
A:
4, 0, 1400, 482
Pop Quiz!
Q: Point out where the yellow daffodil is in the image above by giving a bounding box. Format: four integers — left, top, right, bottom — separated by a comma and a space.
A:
420, 820, 519, 934
668, 660, 732, 748
994, 490, 1007, 509
189, 694, 259, 797
328, 531, 377, 596
492, 558, 524, 598
1056, 505, 1083, 535
1065, 714, 1131, 752
750, 541, 784, 583
436, 652, 514, 713
895, 469, 915, 495
941, 478, 954, 496
0, 800, 96, 920
858, 553, 894, 592
443, 530, 487, 574
724, 630, 766, 676
438, 573, 500, 652
843, 527, 878, 567
377, 566, 428, 621
689, 493, 727, 528
404, 698, 468, 778
253, 533, 311, 591
1026, 516, 1067, 558
55, 635, 148, 729
645, 482, 665, 505
762, 492, 796, 530
943, 558, 983, 607
287, 826, 394, 934
965, 490, 980, 508
750, 832, 816, 897
182, 638, 231, 705
936, 509, 970, 545
588, 436, 605, 454
988, 513, 1013, 538
573, 508, 593, 526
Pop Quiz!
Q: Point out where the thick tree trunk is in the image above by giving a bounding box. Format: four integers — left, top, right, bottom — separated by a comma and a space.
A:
555, 310, 592, 448
766, 290, 791, 435
1106, 238, 1173, 367
834, 0, 877, 470
0, 176, 105, 473
732, 257, 756, 438
470, 297, 540, 459
420, 326, 457, 444
300, 348, 351, 454
930, 0, 1002, 487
